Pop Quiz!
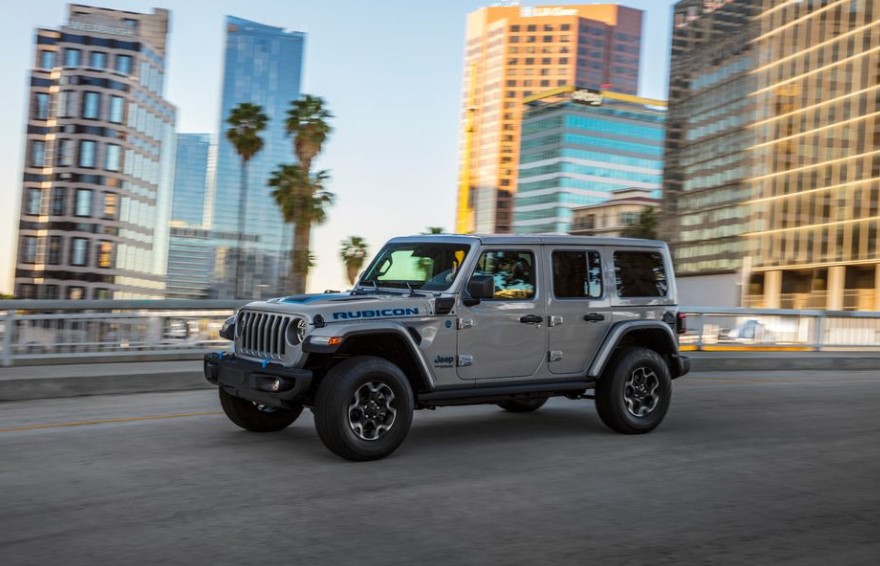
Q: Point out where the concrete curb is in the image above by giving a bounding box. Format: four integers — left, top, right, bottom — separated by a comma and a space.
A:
1, 354, 879, 402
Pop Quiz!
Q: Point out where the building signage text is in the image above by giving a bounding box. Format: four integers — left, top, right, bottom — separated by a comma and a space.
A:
521, 7, 578, 17
69, 20, 136, 37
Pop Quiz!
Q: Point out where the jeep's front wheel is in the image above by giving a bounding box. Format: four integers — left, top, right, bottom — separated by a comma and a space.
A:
314, 356, 414, 461
219, 388, 303, 432
595, 347, 671, 434
498, 398, 548, 413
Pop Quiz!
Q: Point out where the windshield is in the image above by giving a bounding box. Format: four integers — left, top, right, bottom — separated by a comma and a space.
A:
359, 243, 471, 291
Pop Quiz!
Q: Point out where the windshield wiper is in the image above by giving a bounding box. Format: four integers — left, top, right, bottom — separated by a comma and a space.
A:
353, 279, 379, 295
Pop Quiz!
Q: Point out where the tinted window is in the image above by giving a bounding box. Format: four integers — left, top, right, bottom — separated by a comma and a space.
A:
613, 251, 668, 297
553, 251, 603, 299
474, 250, 536, 300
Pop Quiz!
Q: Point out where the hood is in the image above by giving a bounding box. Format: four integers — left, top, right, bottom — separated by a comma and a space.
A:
240, 291, 436, 324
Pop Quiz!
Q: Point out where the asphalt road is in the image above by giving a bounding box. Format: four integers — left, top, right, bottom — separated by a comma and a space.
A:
1, 370, 879, 565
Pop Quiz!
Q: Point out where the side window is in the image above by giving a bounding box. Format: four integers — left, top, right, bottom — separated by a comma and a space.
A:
475, 250, 536, 300
552, 250, 603, 299
613, 251, 668, 298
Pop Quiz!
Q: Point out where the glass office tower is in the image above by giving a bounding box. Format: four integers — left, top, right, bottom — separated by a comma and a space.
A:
515, 87, 665, 234
15, 5, 175, 300
210, 16, 305, 299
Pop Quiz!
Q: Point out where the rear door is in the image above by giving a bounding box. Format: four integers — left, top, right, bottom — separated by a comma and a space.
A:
546, 247, 612, 375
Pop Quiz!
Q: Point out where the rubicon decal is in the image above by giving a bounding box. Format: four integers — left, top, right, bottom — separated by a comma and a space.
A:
332, 308, 420, 320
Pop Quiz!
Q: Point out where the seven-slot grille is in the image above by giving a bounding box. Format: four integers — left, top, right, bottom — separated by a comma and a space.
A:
236, 311, 298, 361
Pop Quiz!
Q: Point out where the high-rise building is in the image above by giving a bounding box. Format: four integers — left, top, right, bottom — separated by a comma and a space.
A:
167, 133, 216, 299
746, 0, 880, 310
661, 0, 759, 307
514, 86, 665, 234
15, 5, 176, 300
665, 0, 880, 310
455, 4, 643, 234
210, 16, 305, 299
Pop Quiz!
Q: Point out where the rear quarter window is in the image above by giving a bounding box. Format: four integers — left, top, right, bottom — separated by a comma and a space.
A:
613, 250, 668, 298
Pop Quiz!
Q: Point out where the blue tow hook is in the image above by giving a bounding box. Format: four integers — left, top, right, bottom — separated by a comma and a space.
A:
261, 358, 270, 369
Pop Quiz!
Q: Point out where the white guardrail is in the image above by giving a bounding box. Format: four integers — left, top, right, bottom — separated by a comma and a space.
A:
2, 301, 880, 366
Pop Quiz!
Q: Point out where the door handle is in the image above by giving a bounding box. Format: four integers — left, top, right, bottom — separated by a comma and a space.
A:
584, 313, 605, 322
519, 314, 544, 324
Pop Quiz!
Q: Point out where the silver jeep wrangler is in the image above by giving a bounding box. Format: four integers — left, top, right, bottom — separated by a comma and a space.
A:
204, 235, 690, 461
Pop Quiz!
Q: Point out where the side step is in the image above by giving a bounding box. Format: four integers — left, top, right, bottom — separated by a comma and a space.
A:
417, 379, 596, 407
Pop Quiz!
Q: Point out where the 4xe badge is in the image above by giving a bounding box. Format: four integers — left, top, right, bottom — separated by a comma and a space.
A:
433, 355, 455, 368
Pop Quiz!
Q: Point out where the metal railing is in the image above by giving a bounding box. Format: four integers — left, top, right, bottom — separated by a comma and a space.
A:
3, 301, 880, 366
681, 306, 880, 351
0, 300, 247, 367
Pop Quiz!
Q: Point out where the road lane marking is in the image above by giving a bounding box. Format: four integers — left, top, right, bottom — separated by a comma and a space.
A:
0, 411, 222, 433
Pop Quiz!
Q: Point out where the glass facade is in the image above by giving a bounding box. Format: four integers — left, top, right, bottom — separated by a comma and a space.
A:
746, 0, 880, 310
456, 4, 644, 234
14, 6, 175, 299
662, 0, 759, 277
210, 16, 305, 299
514, 89, 665, 234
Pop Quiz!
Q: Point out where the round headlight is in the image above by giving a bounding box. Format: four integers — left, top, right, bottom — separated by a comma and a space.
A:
287, 317, 307, 345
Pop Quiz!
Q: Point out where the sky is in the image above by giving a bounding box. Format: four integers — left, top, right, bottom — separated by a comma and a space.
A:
0, 0, 678, 295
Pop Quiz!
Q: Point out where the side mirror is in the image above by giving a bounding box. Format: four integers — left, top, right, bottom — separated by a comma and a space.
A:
465, 275, 494, 305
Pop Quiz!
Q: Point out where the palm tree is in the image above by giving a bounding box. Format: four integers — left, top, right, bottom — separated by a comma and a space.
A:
423, 226, 445, 235
269, 164, 335, 294
284, 95, 333, 294
620, 207, 659, 240
340, 236, 369, 286
226, 102, 268, 298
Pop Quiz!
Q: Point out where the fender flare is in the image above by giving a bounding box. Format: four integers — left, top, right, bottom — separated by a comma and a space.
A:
587, 320, 678, 378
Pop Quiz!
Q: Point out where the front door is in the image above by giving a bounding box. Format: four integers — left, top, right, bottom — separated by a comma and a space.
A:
547, 248, 611, 375
456, 248, 546, 380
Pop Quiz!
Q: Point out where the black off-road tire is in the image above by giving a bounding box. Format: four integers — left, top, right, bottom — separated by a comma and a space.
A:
219, 388, 303, 432
595, 347, 671, 434
313, 356, 414, 461
498, 398, 548, 413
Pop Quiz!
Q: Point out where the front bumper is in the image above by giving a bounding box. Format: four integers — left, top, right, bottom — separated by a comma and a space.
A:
204, 352, 313, 409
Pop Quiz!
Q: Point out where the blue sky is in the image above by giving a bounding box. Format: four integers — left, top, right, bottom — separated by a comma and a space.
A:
0, 0, 678, 294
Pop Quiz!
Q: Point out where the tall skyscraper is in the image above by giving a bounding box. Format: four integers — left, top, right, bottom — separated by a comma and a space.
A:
210, 16, 305, 299
664, 0, 880, 311
455, 3, 643, 234
15, 5, 176, 300
514, 86, 665, 234
661, 0, 759, 306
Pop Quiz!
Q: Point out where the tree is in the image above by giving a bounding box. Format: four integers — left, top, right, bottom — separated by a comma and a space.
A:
0, 293, 14, 300
270, 164, 335, 294
226, 102, 268, 298
284, 95, 334, 294
339, 236, 369, 286
620, 207, 659, 240
422, 226, 445, 235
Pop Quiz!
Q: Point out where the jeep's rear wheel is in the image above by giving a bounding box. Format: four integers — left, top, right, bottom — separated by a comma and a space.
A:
595, 347, 671, 434
498, 398, 548, 413
219, 388, 303, 432
314, 356, 414, 461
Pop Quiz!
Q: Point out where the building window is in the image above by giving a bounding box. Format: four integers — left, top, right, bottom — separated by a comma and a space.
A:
63, 48, 81, 67
57, 139, 74, 167
97, 241, 114, 268
510, 25, 520, 32
105, 144, 121, 172
19, 284, 37, 299
25, 189, 42, 215
79, 140, 96, 168
75, 189, 93, 217
115, 54, 132, 75
94, 288, 111, 300
89, 51, 107, 69
67, 286, 86, 300
109, 96, 125, 124
31, 140, 46, 167
48, 236, 62, 265
21, 236, 38, 263
102, 192, 118, 220
39, 50, 56, 70
34, 93, 50, 120
59, 91, 74, 117
83, 92, 100, 120
51, 187, 66, 215
71, 238, 89, 266
44, 285, 59, 300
